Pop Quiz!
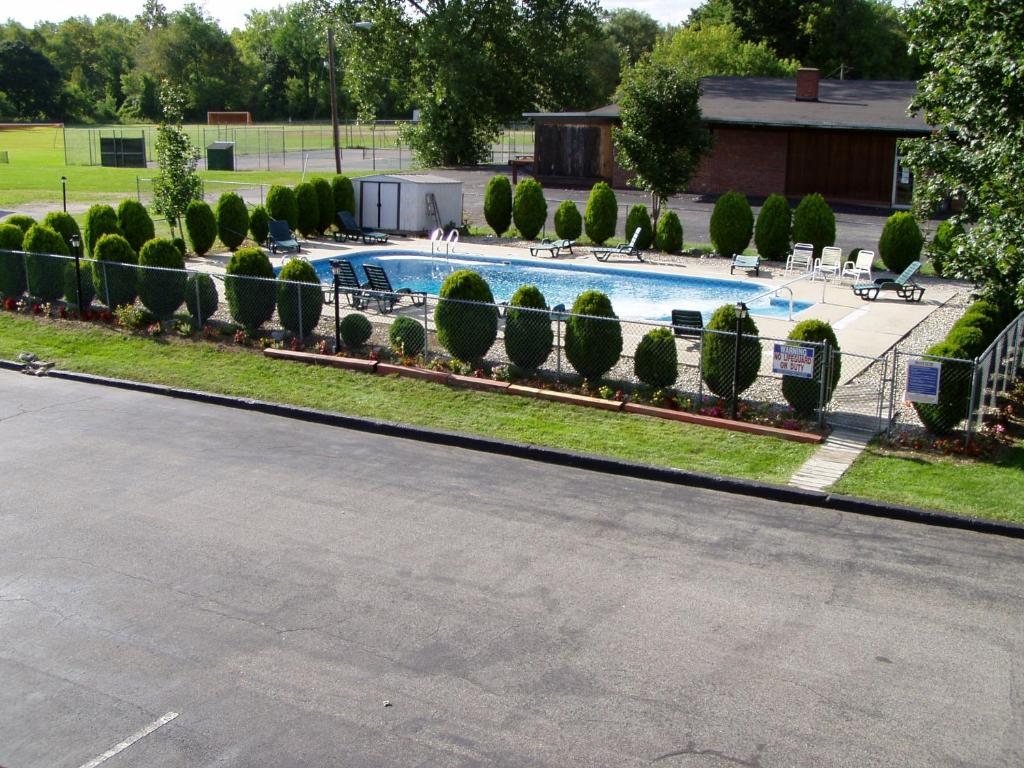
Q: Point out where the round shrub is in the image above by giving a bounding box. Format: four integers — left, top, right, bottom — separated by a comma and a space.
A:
435, 270, 498, 364
878, 211, 924, 274
512, 178, 547, 240
116, 199, 155, 252
185, 273, 218, 326
277, 258, 323, 339
172, 237, 187, 258
266, 185, 298, 230
331, 175, 356, 217
4, 214, 36, 233
138, 238, 187, 320
64, 260, 95, 310
92, 233, 138, 309
340, 312, 372, 348
624, 204, 653, 250
701, 303, 762, 398
389, 316, 425, 357
710, 191, 753, 257
249, 205, 270, 245
22, 224, 69, 301
656, 210, 683, 253
754, 193, 791, 261
294, 182, 320, 237
312, 178, 335, 235
84, 204, 121, 256
484, 175, 513, 237
912, 341, 973, 435
0, 223, 26, 299
504, 284, 553, 370
584, 182, 617, 245
225, 246, 276, 333
553, 199, 582, 241
565, 290, 622, 381
216, 192, 249, 251
185, 200, 217, 256
781, 319, 841, 415
928, 219, 963, 278
792, 193, 835, 258
634, 327, 678, 389
43, 211, 82, 253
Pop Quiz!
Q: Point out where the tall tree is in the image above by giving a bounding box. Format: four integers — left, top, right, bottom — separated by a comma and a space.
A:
603, 8, 660, 66
652, 22, 800, 78
0, 40, 62, 119
152, 81, 202, 236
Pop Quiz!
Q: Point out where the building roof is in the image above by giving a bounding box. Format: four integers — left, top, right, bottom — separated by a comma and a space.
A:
524, 77, 930, 134
357, 173, 462, 184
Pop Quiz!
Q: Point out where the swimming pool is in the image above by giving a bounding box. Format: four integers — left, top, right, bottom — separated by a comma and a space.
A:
307, 250, 812, 323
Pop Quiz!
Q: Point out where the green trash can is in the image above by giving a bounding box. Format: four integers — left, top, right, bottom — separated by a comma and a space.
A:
206, 141, 235, 171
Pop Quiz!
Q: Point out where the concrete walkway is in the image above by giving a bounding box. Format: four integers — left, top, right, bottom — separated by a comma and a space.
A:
789, 428, 873, 491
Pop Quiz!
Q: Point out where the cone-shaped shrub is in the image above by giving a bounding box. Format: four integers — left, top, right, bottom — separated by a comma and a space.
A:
216, 192, 249, 251
23, 224, 68, 301
312, 178, 334, 235
0, 223, 26, 298
172, 237, 186, 257
634, 327, 677, 389
294, 182, 319, 237
484, 175, 512, 237
331, 175, 355, 217
928, 219, 962, 279
553, 199, 582, 241
656, 210, 683, 253
792, 193, 835, 258
185, 273, 218, 327
92, 233, 137, 309
3, 214, 35, 233
912, 340, 973, 435
878, 211, 924, 274
84, 204, 120, 256
340, 312, 372, 348
565, 290, 622, 381
504, 284, 553, 370
701, 303, 762, 398
710, 191, 753, 257
389, 316, 426, 357
138, 238, 186, 320
249, 205, 270, 245
624, 204, 653, 250
512, 178, 547, 240
43, 211, 82, 253
64, 260, 95, 310
781, 319, 841, 415
754, 194, 791, 261
185, 199, 217, 256
266, 185, 298, 230
116, 199, 155, 252
277, 258, 323, 339
225, 246, 276, 333
584, 182, 617, 245
435, 270, 498, 364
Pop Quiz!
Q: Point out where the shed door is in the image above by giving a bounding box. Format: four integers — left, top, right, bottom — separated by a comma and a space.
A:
536, 124, 602, 179
359, 181, 400, 230
785, 130, 897, 203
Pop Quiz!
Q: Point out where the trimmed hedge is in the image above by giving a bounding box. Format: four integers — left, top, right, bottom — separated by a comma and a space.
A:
277, 258, 323, 339
435, 270, 498, 363
912, 341, 973, 435
701, 303, 762, 398
0, 223, 26, 298
331, 175, 356, 217
185, 200, 217, 256
553, 199, 582, 241
792, 193, 835, 258
565, 290, 622, 381
266, 185, 298, 230
781, 319, 841, 415
23, 224, 69, 301
92, 233, 138, 309
504, 284, 553, 370
584, 182, 617, 245
928, 219, 962, 279
116, 199, 155, 252
339, 312, 373, 348
878, 211, 923, 274
484, 175, 513, 237
709, 191, 753, 257
3, 214, 35, 233
389, 316, 426, 357
754, 193, 791, 261
624, 204, 653, 250
138, 238, 186, 320
312, 177, 335, 235
512, 178, 547, 240
172, 237, 187, 257
42, 211, 82, 253
216, 192, 250, 251
185, 273, 219, 327
64, 260, 95, 310
634, 327, 678, 389
225, 246, 276, 332
249, 205, 270, 245
294, 182, 320, 237
84, 204, 121, 257
655, 210, 683, 253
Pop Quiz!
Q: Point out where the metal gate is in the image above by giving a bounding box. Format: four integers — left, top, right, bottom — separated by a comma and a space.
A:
826, 348, 893, 433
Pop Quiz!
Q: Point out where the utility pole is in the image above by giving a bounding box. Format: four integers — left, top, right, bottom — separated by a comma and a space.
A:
327, 28, 342, 175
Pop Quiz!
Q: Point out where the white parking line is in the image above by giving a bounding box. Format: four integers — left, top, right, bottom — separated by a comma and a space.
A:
76, 712, 179, 768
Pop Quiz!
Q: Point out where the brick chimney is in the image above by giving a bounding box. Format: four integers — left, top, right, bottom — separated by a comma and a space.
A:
795, 68, 820, 102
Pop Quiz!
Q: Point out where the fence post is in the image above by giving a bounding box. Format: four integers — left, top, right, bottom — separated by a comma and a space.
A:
818, 341, 830, 429
102, 262, 110, 309
696, 330, 704, 411
22, 253, 30, 297
888, 348, 900, 437
423, 296, 430, 360
966, 359, 981, 447
556, 313, 562, 379
296, 281, 303, 340
194, 274, 203, 327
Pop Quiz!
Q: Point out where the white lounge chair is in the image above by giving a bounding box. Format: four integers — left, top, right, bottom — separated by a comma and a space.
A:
785, 243, 814, 275
812, 246, 843, 282
841, 249, 874, 284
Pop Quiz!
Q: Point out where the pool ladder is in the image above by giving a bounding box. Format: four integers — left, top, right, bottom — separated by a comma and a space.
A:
429, 228, 459, 276
747, 272, 812, 321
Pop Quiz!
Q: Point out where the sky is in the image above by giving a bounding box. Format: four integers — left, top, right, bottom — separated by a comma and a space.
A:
4, 0, 700, 32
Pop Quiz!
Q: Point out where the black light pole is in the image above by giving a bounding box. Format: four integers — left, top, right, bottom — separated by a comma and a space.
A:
730, 301, 748, 420
69, 233, 83, 316
330, 259, 342, 352
61, 176, 67, 213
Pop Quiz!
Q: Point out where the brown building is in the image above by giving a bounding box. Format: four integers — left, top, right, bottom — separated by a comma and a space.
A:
523, 69, 930, 208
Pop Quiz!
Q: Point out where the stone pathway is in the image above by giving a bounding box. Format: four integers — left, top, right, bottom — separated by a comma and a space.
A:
789, 428, 873, 491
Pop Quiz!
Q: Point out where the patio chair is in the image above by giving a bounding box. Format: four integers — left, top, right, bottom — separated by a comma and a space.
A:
785, 243, 814, 275
852, 260, 925, 302
268, 219, 300, 254
592, 228, 643, 262
326, 258, 370, 309
841, 249, 875, 284
334, 211, 389, 245
362, 262, 426, 313
671, 309, 704, 339
812, 246, 843, 282
529, 238, 574, 258
730, 254, 760, 276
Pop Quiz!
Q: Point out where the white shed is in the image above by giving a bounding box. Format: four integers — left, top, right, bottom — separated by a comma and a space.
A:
353, 173, 463, 235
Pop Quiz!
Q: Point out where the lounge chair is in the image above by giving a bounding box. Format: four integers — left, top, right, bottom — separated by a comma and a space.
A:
841, 249, 874, 284
852, 261, 925, 302
529, 238, 574, 258
334, 211, 389, 245
326, 258, 370, 309
592, 228, 643, 262
812, 246, 843, 282
730, 254, 760, 276
268, 219, 300, 254
671, 309, 704, 339
361, 263, 426, 313
785, 243, 814, 275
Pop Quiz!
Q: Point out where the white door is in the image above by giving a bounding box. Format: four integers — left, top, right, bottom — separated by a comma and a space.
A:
359, 181, 400, 231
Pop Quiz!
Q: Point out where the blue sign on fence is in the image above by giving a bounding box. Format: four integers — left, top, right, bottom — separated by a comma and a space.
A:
906, 359, 941, 404
772, 343, 815, 379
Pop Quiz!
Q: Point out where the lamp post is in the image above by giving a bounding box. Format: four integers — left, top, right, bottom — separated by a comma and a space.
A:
330, 259, 342, 352
60, 176, 67, 213
69, 233, 83, 316
731, 301, 748, 420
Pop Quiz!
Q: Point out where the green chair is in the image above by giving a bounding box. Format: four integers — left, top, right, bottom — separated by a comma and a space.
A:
529, 238, 574, 258
852, 261, 925, 302
334, 211, 389, 245
362, 263, 426, 313
592, 228, 643, 262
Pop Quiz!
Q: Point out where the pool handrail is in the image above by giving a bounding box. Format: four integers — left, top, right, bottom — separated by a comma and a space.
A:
745, 271, 813, 321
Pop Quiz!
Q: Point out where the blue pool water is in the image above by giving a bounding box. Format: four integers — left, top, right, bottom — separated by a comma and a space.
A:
307, 250, 812, 323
